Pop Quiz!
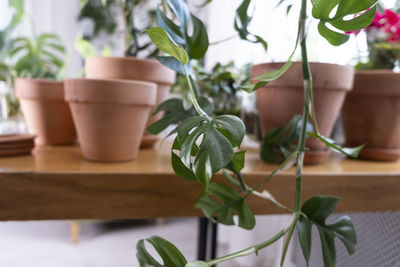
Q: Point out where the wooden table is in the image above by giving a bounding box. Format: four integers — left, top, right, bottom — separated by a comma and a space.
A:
0, 142, 400, 221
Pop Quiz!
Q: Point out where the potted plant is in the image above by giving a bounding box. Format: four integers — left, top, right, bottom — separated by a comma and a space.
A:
80, 0, 176, 148
343, 7, 400, 161
132, 0, 376, 266
9, 26, 76, 145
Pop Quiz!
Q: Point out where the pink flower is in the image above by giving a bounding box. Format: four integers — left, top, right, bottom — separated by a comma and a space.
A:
385, 9, 400, 26
369, 12, 386, 29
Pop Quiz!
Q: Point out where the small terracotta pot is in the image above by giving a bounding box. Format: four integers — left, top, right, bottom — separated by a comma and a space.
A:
15, 78, 76, 146
342, 70, 400, 161
65, 78, 157, 162
252, 62, 354, 164
84, 57, 175, 148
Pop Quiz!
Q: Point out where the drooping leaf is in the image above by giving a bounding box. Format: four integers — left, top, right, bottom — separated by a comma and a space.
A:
234, 0, 268, 51
261, 114, 311, 164
196, 182, 255, 229
147, 27, 189, 64
297, 196, 357, 267
307, 132, 365, 158
312, 0, 378, 46
157, 7, 185, 44
155, 56, 186, 74
136, 236, 188, 267
186, 14, 209, 60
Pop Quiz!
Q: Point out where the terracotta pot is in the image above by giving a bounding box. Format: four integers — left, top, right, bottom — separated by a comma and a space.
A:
15, 78, 76, 146
252, 62, 354, 164
65, 78, 156, 162
342, 70, 400, 161
84, 57, 175, 148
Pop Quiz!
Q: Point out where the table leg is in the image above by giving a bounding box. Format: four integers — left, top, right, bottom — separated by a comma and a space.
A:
197, 217, 218, 265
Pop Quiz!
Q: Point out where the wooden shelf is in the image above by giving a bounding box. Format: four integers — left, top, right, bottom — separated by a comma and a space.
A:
0, 143, 399, 221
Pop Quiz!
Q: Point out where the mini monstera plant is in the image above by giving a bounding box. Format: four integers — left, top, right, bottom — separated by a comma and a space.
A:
137, 0, 378, 266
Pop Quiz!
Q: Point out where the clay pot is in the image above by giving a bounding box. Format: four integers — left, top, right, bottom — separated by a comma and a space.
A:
342, 70, 400, 161
84, 57, 175, 148
15, 78, 76, 146
65, 78, 156, 162
252, 62, 354, 164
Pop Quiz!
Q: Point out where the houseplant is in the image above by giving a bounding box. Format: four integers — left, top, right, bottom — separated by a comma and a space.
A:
11, 32, 76, 146
343, 7, 400, 161
136, 0, 377, 266
172, 60, 249, 117
81, 0, 176, 148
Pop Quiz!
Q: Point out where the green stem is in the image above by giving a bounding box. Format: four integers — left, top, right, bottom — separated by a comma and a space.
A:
281, 0, 311, 265
244, 150, 298, 199
207, 229, 286, 266
183, 65, 209, 117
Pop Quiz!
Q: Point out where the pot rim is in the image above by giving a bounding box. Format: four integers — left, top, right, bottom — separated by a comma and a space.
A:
85, 56, 176, 85
252, 61, 354, 71
65, 78, 157, 106
15, 78, 64, 101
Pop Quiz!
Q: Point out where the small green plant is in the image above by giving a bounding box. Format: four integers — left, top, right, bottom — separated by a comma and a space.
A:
78, 0, 158, 57
136, 0, 377, 266
9, 33, 66, 79
172, 61, 249, 117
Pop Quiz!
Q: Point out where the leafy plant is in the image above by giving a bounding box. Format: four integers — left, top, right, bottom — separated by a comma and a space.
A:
136, 0, 378, 266
9, 33, 66, 79
172, 61, 249, 116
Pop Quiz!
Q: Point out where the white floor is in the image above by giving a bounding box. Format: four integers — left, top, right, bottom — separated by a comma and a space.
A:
0, 218, 200, 267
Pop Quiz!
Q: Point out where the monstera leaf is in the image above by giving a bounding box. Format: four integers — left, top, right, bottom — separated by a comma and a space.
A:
196, 182, 255, 230
312, 0, 379, 45
175, 114, 245, 188
234, 0, 268, 51
136, 236, 188, 267
297, 196, 357, 267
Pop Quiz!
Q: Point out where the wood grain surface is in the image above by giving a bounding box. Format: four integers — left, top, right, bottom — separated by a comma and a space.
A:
0, 143, 399, 220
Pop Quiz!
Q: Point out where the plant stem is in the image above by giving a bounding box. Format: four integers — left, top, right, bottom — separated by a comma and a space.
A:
281, 0, 312, 265
183, 65, 209, 117
209, 34, 238, 46
207, 229, 285, 266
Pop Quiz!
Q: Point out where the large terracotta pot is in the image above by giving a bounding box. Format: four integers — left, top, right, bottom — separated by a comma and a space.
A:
252, 62, 354, 164
84, 57, 175, 148
65, 79, 157, 162
15, 78, 76, 146
342, 70, 400, 161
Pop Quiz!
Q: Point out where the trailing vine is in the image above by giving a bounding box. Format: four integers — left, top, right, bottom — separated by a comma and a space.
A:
136, 0, 379, 266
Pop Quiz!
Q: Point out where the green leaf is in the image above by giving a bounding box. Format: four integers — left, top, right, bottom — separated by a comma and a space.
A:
177, 115, 244, 188
261, 114, 309, 164
196, 183, 255, 229
187, 15, 209, 60
147, 27, 189, 64
9, 0, 25, 28
297, 216, 312, 266
230, 151, 246, 172
298, 196, 357, 267
312, 0, 379, 45
157, 7, 185, 44
307, 132, 365, 158
136, 236, 188, 267
155, 56, 185, 74
234, 0, 268, 51
317, 22, 350, 46
147, 97, 213, 135
331, 7, 377, 32
172, 152, 197, 181
165, 0, 190, 31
